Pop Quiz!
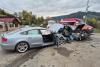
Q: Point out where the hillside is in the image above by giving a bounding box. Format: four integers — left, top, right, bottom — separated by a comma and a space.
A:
52, 11, 100, 20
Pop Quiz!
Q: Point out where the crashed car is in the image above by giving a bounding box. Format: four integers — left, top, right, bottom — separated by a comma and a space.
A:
60, 18, 94, 40
48, 23, 66, 45
0, 26, 64, 53
0, 27, 53, 52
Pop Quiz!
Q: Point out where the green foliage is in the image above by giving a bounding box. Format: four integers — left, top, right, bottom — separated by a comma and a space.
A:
19, 10, 44, 25
86, 17, 97, 28
19, 10, 33, 25
87, 17, 97, 23
86, 17, 100, 31
37, 16, 44, 25
94, 28, 100, 33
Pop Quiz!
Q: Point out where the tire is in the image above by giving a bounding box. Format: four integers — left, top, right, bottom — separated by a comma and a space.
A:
56, 37, 65, 46
80, 31, 88, 40
16, 42, 29, 53
66, 37, 72, 43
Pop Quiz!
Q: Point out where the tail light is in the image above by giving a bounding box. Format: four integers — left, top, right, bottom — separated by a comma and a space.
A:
1, 37, 8, 43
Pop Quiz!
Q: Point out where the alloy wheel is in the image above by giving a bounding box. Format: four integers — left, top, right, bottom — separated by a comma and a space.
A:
16, 42, 29, 53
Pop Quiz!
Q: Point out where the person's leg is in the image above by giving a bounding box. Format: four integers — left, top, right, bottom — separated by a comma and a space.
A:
65, 35, 71, 43
70, 35, 74, 41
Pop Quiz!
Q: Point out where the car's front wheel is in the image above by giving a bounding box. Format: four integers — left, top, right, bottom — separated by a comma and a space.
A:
56, 37, 65, 46
16, 42, 29, 53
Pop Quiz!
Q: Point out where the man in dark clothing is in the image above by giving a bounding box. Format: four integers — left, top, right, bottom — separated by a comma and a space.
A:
62, 26, 74, 43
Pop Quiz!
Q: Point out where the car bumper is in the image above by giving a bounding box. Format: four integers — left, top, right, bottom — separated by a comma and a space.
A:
0, 43, 15, 50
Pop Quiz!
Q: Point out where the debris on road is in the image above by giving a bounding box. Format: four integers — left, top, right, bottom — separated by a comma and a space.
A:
91, 44, 96, 48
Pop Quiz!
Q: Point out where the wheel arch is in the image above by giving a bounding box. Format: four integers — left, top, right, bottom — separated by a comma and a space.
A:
15, 41, 30, 51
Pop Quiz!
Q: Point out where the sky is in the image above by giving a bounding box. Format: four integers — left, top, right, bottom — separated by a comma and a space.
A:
0, 0, 100, 17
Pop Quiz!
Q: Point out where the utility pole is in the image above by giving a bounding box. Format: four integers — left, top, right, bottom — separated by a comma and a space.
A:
84, 0, 90, 23
86, 0, 90, 11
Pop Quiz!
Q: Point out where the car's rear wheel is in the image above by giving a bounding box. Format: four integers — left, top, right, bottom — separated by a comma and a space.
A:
16, 42, 29, 53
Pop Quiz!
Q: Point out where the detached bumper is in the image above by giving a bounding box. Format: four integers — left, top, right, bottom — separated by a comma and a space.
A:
0, 43, 15, 50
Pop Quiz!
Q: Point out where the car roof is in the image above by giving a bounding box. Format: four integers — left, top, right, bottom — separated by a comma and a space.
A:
19, 26, 46, 32
3, 27, 46, 37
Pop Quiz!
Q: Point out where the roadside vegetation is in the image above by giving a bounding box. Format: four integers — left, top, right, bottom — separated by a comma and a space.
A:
94, 28, 100, 33
18, 10, 44, 25
85, 17, 100, 33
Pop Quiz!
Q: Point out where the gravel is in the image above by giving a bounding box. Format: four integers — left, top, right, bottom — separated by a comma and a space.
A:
20, 33, 100, 67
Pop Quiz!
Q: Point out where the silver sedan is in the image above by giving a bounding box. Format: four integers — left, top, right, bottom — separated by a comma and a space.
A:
0, 27, 56, 53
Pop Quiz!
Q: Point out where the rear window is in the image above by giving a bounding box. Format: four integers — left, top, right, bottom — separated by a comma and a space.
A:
5, 29, 22, 35
20, 30, 40, 35
20, 31, 28, 35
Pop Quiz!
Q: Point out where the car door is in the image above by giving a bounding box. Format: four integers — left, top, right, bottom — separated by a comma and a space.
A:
27, 29, 43, 47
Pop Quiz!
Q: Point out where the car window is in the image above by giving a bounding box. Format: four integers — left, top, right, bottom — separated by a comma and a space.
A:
20, 31, 28, 35
28, 30, 39, 35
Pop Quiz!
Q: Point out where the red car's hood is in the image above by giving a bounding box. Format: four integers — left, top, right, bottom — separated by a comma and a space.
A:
82, 25, 93, 30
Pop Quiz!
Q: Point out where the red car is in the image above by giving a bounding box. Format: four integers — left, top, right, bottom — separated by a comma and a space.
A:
60, 18, 94, 40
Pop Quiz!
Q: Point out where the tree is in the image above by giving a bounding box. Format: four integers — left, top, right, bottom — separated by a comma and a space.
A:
18, 10, 44, 25
36, 16, 44, 25
19, 10, 33, 25
31, 15, 37, 24
91, 17, 97, 23
87, 17, 97, 28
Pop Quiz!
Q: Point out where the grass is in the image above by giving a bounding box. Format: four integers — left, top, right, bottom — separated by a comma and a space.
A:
94, 28, 100, 33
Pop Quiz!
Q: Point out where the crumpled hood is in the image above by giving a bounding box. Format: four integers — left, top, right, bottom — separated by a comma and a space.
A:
48, 23, 64, 33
